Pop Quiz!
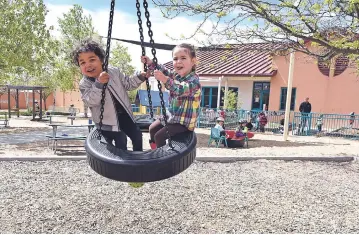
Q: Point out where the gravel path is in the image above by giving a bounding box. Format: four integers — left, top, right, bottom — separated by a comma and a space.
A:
1, 160, 359, 233
0, 127, 90, 145
2, 118, 359, 158
2, 127, 359, 158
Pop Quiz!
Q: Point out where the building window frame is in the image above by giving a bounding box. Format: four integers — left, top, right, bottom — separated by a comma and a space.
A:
280, 87, 297, 111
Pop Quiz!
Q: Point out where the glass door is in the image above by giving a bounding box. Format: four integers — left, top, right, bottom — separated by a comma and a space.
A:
261, 90, 270, 110
252, 82, 270, 110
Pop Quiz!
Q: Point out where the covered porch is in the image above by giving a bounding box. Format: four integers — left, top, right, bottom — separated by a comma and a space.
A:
199, 76, 272, 111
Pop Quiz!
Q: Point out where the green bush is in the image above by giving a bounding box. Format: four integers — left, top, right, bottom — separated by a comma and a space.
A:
20, 111, 33, 116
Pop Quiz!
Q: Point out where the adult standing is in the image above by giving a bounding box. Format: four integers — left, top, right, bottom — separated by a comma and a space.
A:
299, 97, 312, 133
299, 97, 312, 113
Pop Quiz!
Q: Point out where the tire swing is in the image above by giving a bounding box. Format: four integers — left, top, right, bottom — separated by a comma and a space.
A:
85, 0, 197, 184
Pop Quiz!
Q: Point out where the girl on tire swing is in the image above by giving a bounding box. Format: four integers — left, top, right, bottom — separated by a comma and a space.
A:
141, 43, 202, 149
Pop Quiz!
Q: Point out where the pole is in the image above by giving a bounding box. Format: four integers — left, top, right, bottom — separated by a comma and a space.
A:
32, 88, 35, 120
217, 76, 223, 109
7, 87, 11, 118
39, 89, 43, 119
283, 49, 295, 141
16, 89, 19, 117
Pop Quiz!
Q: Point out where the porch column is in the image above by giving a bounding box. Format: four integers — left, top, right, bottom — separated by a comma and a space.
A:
237, 87, 241, 110
217, 76, 223, 109
224, 77, 229, 109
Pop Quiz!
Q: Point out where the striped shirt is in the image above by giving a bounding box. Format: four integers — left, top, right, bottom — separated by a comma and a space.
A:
149, 63, 201, 131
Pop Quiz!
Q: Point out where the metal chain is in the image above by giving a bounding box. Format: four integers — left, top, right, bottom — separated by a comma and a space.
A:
142, 0, 173, 149
98, 0, 115, 139
135, 0, 154, 120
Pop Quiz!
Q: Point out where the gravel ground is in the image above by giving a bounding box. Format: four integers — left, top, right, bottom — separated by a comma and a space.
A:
1, 160, 359, 233
1, 129, 359, 158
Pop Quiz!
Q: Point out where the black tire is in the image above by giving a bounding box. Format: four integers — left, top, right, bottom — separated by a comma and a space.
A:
85, 129, 197, 182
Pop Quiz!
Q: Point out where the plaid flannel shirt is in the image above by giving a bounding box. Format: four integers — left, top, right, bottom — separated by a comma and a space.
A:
148, 63, 201, 131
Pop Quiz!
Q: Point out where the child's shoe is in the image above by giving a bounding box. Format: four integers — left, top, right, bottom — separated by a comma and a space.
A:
149, 140, 157, 149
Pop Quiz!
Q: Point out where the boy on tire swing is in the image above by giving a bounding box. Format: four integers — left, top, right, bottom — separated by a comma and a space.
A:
73, 38, 149, 151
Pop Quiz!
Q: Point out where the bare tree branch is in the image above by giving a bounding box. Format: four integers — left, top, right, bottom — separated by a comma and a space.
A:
152, 0, 359, 61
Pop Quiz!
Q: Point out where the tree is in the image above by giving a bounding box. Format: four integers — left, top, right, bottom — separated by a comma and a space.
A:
0, 86, 7, 110
58, 4, 97, 56
109, 42, 136, 76
56, 4, 99, 90
222, 88, 242, 110
34, 88, 53, 111
109, 42, 138, 104
0, 0, 53, 82
57, 5, 138, 103
152, 0, 359, 62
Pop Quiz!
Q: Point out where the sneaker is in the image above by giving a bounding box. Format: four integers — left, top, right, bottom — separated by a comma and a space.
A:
149, 140, 157, 150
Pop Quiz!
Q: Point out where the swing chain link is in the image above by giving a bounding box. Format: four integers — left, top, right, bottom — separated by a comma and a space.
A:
143, 0, 173, 149
98, 0, 115, 139
136, 0, 154, 120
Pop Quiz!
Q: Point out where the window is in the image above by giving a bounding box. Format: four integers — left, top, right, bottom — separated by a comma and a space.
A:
280, 88, 296, 110
201, 87, 238, 108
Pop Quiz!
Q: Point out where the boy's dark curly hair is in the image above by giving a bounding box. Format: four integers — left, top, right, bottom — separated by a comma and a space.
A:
71, 38, 106, 66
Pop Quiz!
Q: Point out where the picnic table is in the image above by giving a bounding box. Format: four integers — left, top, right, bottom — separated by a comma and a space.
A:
46, 123, 95, 153
44, 114, 85, 125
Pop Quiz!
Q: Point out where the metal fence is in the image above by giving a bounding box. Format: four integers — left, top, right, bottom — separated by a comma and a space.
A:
132, 106, 359, 139
292, 112, 359, 139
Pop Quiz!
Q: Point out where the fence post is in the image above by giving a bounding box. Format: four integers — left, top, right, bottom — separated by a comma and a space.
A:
308, 113, 313, 136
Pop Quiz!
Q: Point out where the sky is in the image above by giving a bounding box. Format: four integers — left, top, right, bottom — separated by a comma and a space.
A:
43, 0, 211, 70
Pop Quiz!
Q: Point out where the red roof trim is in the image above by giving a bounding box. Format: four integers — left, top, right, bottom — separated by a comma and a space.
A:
198, 71, 277, 77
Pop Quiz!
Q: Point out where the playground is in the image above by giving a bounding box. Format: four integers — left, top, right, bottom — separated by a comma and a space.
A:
1, 116, 359, 159
2, 0, 359, 233
1, 111, 359, 234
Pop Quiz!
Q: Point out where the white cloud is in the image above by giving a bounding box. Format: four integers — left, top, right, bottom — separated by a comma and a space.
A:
45, 3, 215, 71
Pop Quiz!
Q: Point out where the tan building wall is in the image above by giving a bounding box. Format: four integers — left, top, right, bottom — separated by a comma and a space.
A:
269, 52, 359, 114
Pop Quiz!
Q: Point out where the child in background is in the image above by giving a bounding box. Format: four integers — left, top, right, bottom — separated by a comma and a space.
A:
235, 120, 248, 138
316, 114, 323, 132
258, 112, 268, 132
214, 117, 226, 136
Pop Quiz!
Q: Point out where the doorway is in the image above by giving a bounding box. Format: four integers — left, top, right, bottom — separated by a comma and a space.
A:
252, 82, 270, 110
